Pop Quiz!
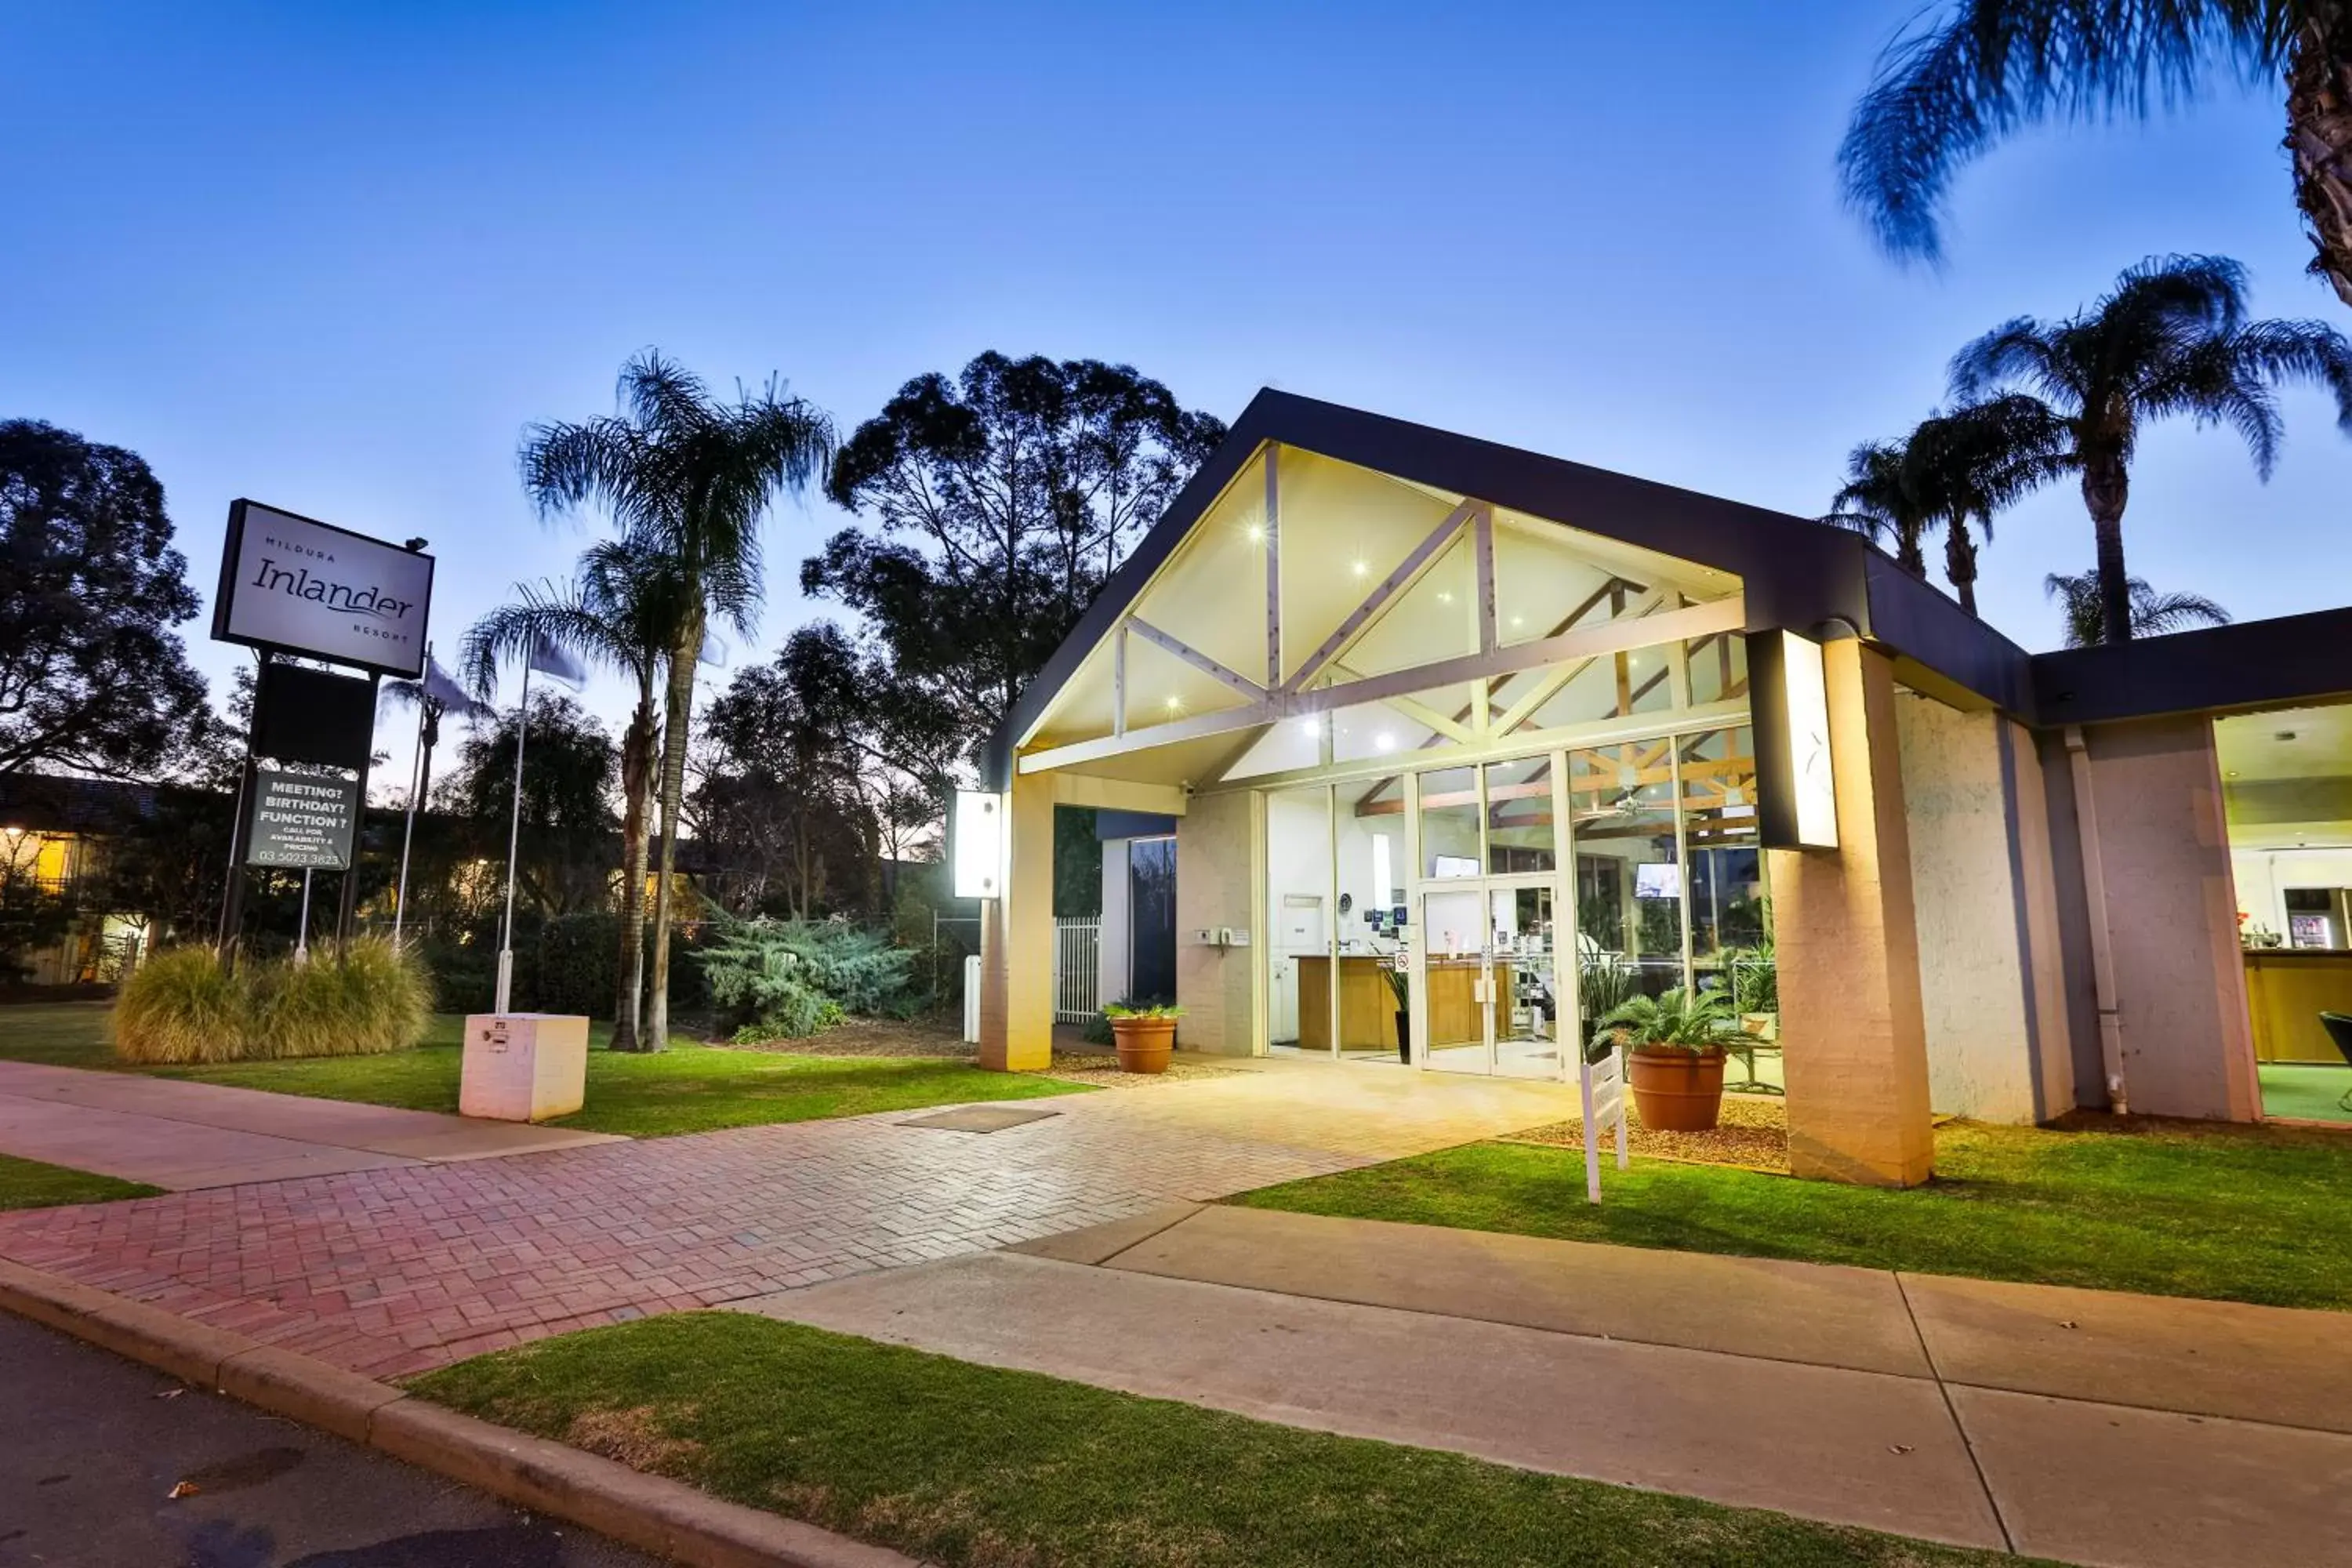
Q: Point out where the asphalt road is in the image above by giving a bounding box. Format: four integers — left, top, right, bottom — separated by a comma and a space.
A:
0, 1313, 662, 1568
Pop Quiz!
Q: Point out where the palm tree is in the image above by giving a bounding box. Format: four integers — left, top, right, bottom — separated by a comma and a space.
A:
521, 353, 834, 1048
2045, 571, 2233, 647
1951, 254, 2352, 642
1838, 2, 2352, 307
1904, 395, 2072, 615
462, 537, 689, 1051
1824, 435, 1936, 578
1825, 397, 2067, 612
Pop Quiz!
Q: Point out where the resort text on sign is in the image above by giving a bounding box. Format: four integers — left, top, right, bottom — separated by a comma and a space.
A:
245, 768, 362, 870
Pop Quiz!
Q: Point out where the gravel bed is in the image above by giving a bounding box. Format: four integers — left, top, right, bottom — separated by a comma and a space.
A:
1504, 1093, 1790, 1172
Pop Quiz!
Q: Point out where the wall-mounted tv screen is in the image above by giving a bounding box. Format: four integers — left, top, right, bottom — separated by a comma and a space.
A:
1635, 862, 1682, 900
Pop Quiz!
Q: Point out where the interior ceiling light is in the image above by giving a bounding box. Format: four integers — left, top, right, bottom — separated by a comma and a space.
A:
1352, 561, 1370, 577
1246, 523, 1265, 542
1374, 732, 1396, 752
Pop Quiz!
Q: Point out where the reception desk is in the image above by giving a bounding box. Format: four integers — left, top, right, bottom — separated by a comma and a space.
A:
1296, 955, 1508, 1053
2245, 950, 2352, 1063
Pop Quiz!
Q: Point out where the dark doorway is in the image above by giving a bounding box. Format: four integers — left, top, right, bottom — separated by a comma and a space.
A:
1128, 835, 1178, 1004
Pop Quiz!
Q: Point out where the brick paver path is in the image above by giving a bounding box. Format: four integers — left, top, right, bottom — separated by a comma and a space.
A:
0, 1063, 1577, 1377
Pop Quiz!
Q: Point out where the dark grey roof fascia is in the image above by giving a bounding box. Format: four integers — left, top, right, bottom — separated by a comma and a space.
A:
2031, 606, 2352, 727
980, 390, 2172, 782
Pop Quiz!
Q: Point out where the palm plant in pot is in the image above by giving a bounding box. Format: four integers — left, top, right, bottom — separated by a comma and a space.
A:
1595, 986, 1743, 1132
1381, 963, 1411, 1064
1102, 1001, 1181, 1074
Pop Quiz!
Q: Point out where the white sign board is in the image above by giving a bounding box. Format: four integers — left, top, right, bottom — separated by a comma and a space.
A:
213, 500, 434, 678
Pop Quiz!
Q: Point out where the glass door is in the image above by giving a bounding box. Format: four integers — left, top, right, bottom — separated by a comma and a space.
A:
1415, 877, 1566, 1078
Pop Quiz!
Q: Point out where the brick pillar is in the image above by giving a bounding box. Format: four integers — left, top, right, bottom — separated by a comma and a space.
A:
977, 771, 1054, 1072
1773, 640, 1935, 1186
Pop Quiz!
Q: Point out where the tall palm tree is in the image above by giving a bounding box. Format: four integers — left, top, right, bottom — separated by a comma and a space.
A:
1824, 435, 1936, 578
1824, 397, 2067, 612
462, 537, 689, 1051
521, 353, 834, 1048
1951, 254, 2352, 642
2045, 571, 2233, 647
1904, 395, 2072, 615
1838, 2, 2352, 308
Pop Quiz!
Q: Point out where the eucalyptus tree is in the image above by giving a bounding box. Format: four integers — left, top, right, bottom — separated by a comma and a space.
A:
463, 537, 689, 1051
2045, 572, 2232, 647
520, 353, 834, 1047
808, 352, 1225, 756
1950, 254, 2352, 641
1839, 2, 2352, 307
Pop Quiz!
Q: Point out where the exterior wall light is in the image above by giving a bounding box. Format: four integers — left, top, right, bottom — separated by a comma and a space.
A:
951, 790, 1004, 900
1749, 627, 1839, 850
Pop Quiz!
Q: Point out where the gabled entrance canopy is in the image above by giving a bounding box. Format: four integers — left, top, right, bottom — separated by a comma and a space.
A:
985, 391, 2039, 789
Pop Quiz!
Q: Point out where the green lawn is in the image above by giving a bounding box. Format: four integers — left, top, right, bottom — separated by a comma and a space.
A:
1234, 1117, 2352, 1312
0, 1004, 1089, 1139
412, 1312, 2022, 1568
0, 1151, 162, 1211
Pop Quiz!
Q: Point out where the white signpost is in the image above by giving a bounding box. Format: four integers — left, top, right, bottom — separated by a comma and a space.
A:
1578, 1043, 1630, 1204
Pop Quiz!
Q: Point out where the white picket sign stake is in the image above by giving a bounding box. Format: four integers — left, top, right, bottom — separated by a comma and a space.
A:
1578, 1043, 1630, 1204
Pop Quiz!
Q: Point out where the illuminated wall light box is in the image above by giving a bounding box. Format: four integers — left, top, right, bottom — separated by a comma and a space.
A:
1748, 628, 1840, 851
952, 789, 1006, 899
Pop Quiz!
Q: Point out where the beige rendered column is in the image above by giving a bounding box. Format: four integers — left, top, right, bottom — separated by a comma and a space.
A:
1771, 639, 1936, 1186
976, 770, 1055, 1072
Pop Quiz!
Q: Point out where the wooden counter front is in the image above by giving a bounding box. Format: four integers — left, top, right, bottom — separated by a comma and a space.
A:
1296, 956, 1511, 1052
2245, 951, 2352, 1063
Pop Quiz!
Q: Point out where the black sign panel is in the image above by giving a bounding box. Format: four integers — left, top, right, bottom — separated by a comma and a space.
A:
245, 765, 361, 870
252, 662, 378, 770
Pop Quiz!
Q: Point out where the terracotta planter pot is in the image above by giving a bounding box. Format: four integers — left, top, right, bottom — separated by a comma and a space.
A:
1110, 1017, 1175, 1074
1627, 1045, 1727, 1131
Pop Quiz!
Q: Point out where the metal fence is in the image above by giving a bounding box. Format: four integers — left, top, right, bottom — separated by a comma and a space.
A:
1052, 916, 1102, 1025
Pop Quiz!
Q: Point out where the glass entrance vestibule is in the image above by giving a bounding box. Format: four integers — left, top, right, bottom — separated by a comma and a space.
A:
1261, 724, 1769, 1081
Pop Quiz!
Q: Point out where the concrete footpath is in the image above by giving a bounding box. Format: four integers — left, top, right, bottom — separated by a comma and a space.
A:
0, 1059, 619, 1189
739, 1203, 2352, 1568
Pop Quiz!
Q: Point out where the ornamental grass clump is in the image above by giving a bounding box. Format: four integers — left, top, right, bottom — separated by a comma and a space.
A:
244, 938, 430, 1059
114, 946, 249, 1064
114, 939, 430, 1064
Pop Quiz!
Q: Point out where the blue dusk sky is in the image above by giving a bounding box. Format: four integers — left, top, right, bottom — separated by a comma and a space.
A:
3, 2, 2339, 779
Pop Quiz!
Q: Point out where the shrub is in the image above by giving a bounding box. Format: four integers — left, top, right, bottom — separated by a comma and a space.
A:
116, 946, 249, 1064
535, 912, 619, 1017
114, 939, 430, 1064
699, 911, 917, 1040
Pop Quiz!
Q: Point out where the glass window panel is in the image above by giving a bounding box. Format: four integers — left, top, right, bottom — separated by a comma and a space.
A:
1687, 632, 1748, 707
1486, 757, 1556, 874
1499, 641, 1677, 737
1335, 789, 1406, 1061
1417, 766, 1481, 880
1265, 786, 1333, 1052
1567, 742, 1682, 996
1683, 727, 1769, 1011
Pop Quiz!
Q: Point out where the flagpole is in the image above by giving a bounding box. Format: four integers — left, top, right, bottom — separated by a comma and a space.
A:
494, 654, 532, 1013
392, 642, 431, 949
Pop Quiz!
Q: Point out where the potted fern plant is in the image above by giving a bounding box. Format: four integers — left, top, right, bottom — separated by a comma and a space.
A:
1102, 1000, 1181, 1073
1595, 986, 1742, 1131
